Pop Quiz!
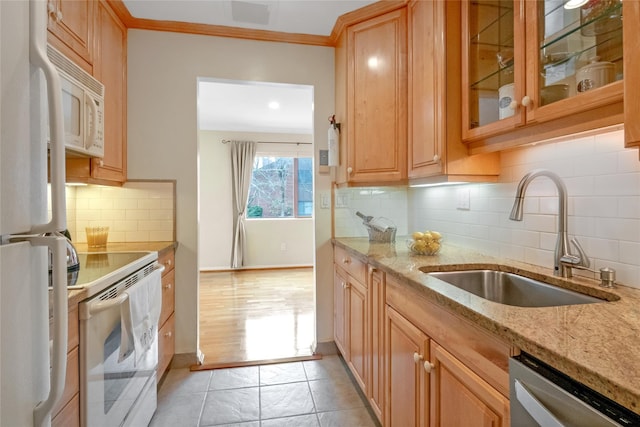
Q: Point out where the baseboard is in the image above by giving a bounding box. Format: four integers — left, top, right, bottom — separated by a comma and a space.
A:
315, 340, 338, 355
191, 354, 322, 371
200, 265, 313, 273
170, 352, 200, 369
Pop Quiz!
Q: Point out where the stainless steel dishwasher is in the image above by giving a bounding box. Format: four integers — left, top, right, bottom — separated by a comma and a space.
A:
510, 353, 640, 426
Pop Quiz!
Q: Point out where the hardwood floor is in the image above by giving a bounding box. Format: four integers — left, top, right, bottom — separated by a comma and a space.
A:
199, 268, 315, 366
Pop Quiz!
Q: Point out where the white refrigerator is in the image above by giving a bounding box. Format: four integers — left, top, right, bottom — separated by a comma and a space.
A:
1, 1, 69, 426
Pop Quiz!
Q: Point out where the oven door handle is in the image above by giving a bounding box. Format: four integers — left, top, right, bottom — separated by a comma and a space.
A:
514, 379, 566, 427
88, 293, 129, 316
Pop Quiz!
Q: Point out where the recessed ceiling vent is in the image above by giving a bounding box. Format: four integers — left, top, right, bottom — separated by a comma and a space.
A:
231, 1, 271, 25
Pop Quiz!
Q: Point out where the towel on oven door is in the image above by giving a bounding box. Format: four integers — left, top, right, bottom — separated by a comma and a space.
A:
119, 267, 163, 365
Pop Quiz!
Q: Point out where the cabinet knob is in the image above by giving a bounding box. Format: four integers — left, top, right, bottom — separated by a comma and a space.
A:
424, 361, 435, 373
56, 10, 63, 21
347, 167, 353, 174
47, 1, 56, 15
508, 100, 519, 110
99, 159, 104, 167
413, 352, 423, 363
344, 283, 351, 289
164, 283, 172, 290
164, 331, 172, 338
521, 96, 532, 108
433, 154, 440, 162
342, 257, 351, 265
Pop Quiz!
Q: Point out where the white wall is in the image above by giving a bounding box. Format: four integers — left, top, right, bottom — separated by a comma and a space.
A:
199, 130, 314, 270
409, 129, 640, 289
127, 30, 335, 357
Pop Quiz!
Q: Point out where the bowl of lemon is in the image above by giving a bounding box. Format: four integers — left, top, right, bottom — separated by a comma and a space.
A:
407, 230, 442, 255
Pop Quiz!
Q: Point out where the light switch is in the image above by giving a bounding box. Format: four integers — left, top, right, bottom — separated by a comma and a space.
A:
320, 193, 330, 209
336, 194, 348, 208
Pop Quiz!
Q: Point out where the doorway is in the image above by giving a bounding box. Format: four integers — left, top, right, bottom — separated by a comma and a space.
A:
196, 78, 316, 366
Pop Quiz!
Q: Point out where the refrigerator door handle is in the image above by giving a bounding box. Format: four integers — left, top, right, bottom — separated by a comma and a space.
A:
29, 0, 66, 235
27, 234, 68, 427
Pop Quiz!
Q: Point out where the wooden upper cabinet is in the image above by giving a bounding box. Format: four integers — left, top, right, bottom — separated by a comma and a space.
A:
408, 0, 499, 184
337, 8, 408, 185
66, 1, 127, 185
624, 0, 640, 150
91, 1, 127, 183
462, 0, 624, 152
47, 0, 94, 73
408, 0, 443, 179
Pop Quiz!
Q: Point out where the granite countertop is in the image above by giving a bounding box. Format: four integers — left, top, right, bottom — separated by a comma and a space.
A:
333, 237, 640, 414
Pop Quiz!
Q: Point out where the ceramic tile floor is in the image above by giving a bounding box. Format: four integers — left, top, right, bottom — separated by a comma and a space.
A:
150, 355, 381, 427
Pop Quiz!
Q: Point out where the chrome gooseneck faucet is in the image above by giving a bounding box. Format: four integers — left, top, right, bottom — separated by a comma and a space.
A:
509, 169, 589, 278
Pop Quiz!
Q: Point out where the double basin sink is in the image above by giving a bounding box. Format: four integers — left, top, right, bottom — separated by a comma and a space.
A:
424, 269, 612, 307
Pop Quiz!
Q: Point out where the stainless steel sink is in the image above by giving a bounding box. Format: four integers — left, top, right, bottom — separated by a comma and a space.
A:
426, 270, 605, 307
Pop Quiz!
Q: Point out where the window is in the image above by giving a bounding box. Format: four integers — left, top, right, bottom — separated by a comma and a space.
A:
247, 156, 313, 218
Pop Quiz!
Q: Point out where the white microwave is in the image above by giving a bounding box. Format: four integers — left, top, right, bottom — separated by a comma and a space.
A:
46, 45, 104, 158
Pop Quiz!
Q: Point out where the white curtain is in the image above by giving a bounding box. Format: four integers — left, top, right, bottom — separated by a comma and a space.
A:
230, 140, 257, 268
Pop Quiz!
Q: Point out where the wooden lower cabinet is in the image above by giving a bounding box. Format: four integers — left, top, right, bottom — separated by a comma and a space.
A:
347, 276, 367, 391
158, 313, 175, 379
157, 247, 176, 379
430, 342, 510, 427
385, 305, 429, 427
368, 267, 385, 421
332, 245, 512, 427
334, 263, 368, 391
333, 266, 349, 358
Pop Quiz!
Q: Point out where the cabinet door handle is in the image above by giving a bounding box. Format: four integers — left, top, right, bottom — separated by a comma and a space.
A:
342, 257, 351, 265
56, 9, 63, 21
344, 283, 351, 289
347, 167, 353, 174
433, 154, 440, 162
424, 361, 435, 373
521, 95, 532, 108
509, 100, 519, 110
413, 352, 423, 363
164, 331, 172, 338
164, 283, 172, 290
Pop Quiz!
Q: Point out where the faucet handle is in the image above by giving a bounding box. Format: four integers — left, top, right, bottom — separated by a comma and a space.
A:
560, 238, 590, 269
570, 238, 590, 268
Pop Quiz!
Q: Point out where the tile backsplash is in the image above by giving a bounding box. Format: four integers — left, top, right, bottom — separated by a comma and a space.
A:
64, 181, 175, 244
334, 186, 409, 238
409, 129, 640, 289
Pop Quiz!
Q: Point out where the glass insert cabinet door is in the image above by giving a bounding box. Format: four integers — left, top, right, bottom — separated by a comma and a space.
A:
463, 0, 623, 140
463, 0, 524, 138
534, 0, 622, 105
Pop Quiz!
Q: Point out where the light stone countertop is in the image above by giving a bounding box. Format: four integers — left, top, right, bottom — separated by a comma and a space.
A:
333, 237, 640, 415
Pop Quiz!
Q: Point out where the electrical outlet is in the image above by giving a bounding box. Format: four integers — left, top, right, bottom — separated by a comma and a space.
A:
456, 187, 470, 210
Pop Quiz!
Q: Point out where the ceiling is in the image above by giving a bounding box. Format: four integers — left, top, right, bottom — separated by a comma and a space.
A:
198, 79, 314, 133
122, 0, 376, 134
122, 0, 377, 36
